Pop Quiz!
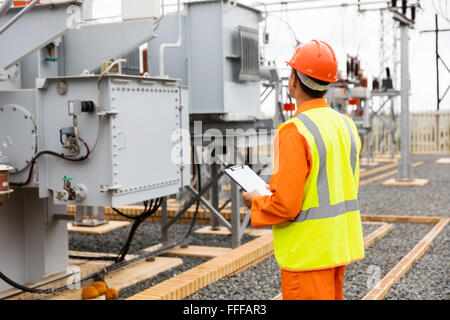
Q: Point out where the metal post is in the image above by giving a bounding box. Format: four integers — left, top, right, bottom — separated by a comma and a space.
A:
274, 82, 284, 128
210, 162, 220, 230
230, 136, 241, 248
435, 14, 440, 152
161, 197, 168, 243
397, 23, 412, 180
390, 98, 396, 158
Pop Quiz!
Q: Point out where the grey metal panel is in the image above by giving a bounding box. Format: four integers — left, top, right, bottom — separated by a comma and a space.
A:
181, 88, 190, 187
222, 3, 261, 117
37, 75, 187, 207
148, 14, 189, 84
0, 3, 77, 70
147, 1, 263, 117
108, 78, 181, 206
37, 77, 114, 205
0, 188, 68, 291
187, 1, 224, 114
20, 53, 39, 89
0, 190, 26, 291
63, 19, 156, 75
0, 89, 37, 184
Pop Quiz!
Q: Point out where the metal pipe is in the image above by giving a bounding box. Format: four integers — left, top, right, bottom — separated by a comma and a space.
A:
0, 0, 13, 19
0, 0, 39, 36
159, 0, 182, 77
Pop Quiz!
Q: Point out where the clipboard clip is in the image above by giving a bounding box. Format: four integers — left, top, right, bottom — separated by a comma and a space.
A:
230, 165, 245, 171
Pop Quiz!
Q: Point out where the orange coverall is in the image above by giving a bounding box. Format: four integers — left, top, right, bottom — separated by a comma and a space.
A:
250, 98, 350, 300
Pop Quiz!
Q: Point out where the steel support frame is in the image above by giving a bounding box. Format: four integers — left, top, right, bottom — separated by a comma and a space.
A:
160, 130, 272, 248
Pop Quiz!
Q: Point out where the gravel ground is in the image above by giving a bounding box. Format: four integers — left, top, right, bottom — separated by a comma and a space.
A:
68, 154, 450, 300
69, 222, 256, 254
358, 155, 450, 217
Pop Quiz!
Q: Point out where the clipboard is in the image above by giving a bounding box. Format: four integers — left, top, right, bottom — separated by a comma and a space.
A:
224, 165, 272, 196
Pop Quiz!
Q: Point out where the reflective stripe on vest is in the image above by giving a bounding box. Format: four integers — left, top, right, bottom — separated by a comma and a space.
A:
291, 113, 359, 223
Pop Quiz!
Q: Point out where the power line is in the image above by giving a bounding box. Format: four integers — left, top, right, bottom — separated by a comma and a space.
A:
265, 0, 390, 13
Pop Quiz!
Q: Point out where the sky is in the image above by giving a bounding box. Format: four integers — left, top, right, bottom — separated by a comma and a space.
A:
91, 0, 450, 113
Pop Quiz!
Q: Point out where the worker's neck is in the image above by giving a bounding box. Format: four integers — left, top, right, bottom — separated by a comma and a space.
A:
293, 92, 316, 112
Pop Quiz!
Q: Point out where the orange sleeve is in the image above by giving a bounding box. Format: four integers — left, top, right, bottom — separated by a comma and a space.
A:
250, 122, 312, 228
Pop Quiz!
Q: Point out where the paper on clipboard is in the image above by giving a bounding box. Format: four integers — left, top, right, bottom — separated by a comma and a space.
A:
224, 165, 272, 196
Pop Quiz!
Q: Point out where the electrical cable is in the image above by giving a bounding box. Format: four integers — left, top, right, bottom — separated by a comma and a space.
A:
114, 198, 163, 263
10, 137, 90, 187
183, 163, 201, 243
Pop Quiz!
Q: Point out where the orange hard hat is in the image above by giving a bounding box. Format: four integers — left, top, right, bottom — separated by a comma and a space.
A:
286, 40, 338, 83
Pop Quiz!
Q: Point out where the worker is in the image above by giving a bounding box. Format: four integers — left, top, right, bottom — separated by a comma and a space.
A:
242, 40, 364, 300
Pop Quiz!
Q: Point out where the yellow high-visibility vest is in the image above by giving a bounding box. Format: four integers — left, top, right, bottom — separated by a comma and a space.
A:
272, 107, 365, 271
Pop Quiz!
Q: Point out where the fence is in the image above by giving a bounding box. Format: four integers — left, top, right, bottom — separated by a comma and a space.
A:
367, 111, 450, 154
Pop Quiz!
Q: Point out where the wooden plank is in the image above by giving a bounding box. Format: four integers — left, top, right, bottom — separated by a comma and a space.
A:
360, 214, 442, 224
67, 221, 131, 234
360, 161, 423, 186
194, 226, 272, 237
363, 218, 449, 300
194, 226, 231, 235
165, 245, 232, 258
436, 157, 450, 164
364, 223, 393, 249
360, 159, 379, 166
382, 178, 429, 186
128, 233, 274, 300
362, 221, 387, 226
359, 163, 399, 178
47, 257, 183, 300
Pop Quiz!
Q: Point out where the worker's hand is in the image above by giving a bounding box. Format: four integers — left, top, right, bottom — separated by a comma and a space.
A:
242, 190, 260, 209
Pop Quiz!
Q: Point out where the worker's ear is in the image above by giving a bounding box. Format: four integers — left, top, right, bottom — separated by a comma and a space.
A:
291, 70, 299, 88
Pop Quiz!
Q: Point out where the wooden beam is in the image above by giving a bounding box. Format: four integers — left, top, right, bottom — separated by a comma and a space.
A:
47, 257, 183, 300
364, 223, 393, 249
127, 233, 274, 300
360, 161, 424, 186
194, 226, 272, 237
67, 221, 131, 234
359, 163, 399, 178
165, 245, 232, 258
382, 178, 429, 186
436, 157, 450, 164
360, 214, 442, 224
363, 218, 449, 300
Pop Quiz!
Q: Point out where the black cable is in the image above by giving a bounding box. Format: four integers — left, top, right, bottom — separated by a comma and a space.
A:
11, 138, 90, 187
114, 198, 162, 263
183, 163, 202, 243
0, 271, 40, 293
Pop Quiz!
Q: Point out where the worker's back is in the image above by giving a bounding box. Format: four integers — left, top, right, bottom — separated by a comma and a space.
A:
272, 106, 365, 271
